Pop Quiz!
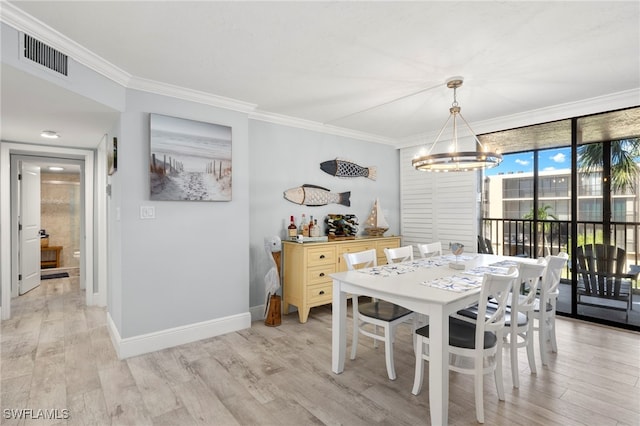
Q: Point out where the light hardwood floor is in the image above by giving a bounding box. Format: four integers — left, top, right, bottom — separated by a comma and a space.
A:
1, 274, 639, 425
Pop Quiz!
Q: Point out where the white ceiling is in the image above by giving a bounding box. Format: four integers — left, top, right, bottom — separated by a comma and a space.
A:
1, 1, 639, 149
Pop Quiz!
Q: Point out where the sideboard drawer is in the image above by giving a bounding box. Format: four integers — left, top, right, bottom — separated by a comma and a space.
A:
307, 264, 335, 285
307, 283, 333, 304
307, 246, 336, 266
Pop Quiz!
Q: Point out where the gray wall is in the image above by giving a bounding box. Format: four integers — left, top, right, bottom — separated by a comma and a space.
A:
112, 89, 250, 338
248, 120, 400, 313
1, 20, 400, 337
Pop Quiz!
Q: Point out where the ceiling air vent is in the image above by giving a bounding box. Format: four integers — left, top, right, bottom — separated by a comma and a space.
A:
22, 33, 68, 76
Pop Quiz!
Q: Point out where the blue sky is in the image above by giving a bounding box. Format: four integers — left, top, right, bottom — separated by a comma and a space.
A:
485, 147, 571, 176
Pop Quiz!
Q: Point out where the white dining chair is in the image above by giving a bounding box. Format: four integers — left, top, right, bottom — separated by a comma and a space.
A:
503, 259, 547, 388
344, 249, 415, 380
384, 245, 414, 264
456, 259, 547, 388
416, 242, 443, 258
412, 267, 519, 423
533, 252, 568, 365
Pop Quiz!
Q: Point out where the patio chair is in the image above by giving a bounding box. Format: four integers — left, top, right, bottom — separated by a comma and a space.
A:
576, 244, 633, 321
478, 235, 494, 254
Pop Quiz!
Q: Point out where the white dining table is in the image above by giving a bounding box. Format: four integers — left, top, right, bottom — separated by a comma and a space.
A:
330, 253, 523, 425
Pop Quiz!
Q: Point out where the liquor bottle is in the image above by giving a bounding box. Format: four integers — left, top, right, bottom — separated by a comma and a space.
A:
302, 214, 310, 237
308, 215, 314, 237
287, 216, 297, 239
311, 218, 320, 237
299, 214, 307, 236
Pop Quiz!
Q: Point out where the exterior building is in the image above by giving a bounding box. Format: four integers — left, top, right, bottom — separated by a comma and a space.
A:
483, 160, 640, 262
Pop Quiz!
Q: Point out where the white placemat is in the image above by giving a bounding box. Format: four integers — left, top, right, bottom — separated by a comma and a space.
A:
490, 260, 519, 267
358, 264, 417, 277
439, 254, 476, 262
410, 258, 448, 268
463, 265, 510, 276
422, 275, 483, 292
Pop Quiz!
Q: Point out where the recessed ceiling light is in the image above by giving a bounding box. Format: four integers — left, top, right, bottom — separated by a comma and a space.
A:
48, 166, 64, 172
40, 130, 60, 139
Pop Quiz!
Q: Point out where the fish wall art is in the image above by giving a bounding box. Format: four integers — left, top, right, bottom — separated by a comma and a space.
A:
320, 158, 377, 180
283, 184, 351, 207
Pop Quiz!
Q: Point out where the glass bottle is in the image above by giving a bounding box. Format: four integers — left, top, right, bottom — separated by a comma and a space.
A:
312, 218, 320, 237
287, 215, 297, 239
299, 214, 307, 236
302, 214, 310, 237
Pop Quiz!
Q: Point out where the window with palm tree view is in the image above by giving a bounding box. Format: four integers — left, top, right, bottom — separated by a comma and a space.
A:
480, 107, 640, 329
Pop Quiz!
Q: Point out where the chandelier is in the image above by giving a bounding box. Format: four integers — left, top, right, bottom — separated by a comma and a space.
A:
412, 77, 502, 172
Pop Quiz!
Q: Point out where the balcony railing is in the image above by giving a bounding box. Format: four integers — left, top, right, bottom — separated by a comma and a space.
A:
480, 218, 640, 289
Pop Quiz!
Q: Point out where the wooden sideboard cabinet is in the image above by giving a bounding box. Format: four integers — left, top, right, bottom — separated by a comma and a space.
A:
282, 236, 401, 323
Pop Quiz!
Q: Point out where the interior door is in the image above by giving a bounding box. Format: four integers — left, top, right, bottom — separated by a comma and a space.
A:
19, 162, 41, 295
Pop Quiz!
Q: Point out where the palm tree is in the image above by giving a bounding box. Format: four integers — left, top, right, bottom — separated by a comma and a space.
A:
523, 205, 557, 257
523, 204, 557, 222
578, 138, 640, 193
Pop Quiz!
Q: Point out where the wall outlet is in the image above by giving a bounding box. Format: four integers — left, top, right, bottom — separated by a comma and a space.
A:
140, 206, 155, 219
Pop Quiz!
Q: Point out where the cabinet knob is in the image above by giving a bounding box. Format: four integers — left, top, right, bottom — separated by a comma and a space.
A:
319, 272, 325, 277
319, 290, 325, 295
319, 254, 325, 259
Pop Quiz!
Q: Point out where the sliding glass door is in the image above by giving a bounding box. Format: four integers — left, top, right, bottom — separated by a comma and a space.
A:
574, 112, 640, 326
480, 107, 640, 331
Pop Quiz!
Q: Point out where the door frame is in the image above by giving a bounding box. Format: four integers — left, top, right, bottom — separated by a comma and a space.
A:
1, 142, 104, 320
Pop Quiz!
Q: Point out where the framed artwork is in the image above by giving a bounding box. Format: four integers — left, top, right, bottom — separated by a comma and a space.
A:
107, 136, 117, 175
149, 113, 232, 201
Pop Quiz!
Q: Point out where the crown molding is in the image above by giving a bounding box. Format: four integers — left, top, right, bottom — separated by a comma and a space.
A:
249, 110, 396, 145
1, 3, 389, 141
0, 1, 132, 86
397, 88, 640, 149
128, 76, 258, 114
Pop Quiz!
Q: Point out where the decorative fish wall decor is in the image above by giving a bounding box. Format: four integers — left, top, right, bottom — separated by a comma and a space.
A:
320, 158, 377, 180
283, 184, 351, 207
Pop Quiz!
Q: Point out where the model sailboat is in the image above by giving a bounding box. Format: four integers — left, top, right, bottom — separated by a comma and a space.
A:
364, 198, 389, 236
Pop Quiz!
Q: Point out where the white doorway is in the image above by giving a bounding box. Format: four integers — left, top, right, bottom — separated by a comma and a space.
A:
1, 142, 103, 320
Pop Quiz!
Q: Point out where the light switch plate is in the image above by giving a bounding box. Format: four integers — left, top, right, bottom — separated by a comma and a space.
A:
140, 206, 155, 219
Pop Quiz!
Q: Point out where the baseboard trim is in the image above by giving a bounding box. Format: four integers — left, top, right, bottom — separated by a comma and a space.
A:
106, 312, 251, 359
250, 304, 266, 322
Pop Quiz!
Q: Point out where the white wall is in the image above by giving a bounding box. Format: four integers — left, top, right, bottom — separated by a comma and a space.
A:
400, 138, 479, 253
248, 120, 400, 315
112, 89, 251, 340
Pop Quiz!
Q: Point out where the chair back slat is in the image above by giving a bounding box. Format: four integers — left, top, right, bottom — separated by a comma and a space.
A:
416, 242, 442, 258
344, 249, 377, 270
514, 259, 547, 312
576, 244, 627, 298
541, 252, 568, 298
477, 267, 519, 337
384, 245, 414, 264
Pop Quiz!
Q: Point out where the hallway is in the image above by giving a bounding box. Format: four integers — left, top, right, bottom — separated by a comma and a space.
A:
1, 272, 116, 424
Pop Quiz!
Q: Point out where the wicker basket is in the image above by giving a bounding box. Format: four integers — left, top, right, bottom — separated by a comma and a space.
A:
41, 237, 49, 247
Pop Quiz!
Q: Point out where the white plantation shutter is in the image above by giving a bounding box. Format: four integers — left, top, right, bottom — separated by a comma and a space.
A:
400, 147, 480, 253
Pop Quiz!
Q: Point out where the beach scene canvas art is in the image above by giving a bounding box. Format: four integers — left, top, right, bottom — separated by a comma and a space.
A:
150, 114, 232, 201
